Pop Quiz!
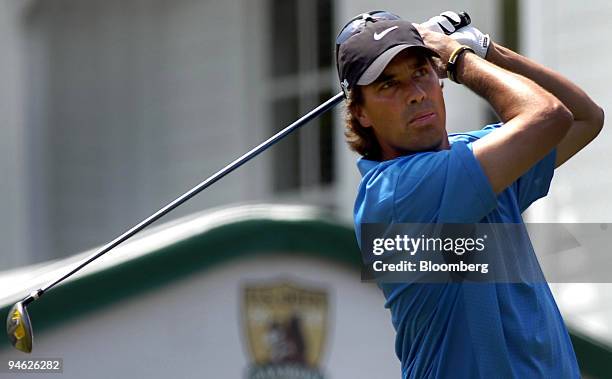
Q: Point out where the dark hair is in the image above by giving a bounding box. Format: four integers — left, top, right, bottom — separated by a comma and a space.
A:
343, 86, 382, 160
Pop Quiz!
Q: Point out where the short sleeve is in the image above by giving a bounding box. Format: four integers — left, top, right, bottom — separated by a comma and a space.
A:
452, 122, 557, 213
393, 141, 497, 223
515, 148, 557, 212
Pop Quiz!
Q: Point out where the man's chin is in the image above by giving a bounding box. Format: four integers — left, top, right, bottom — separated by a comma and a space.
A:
385, 136, 449, 159
426, 132, 450, 151
409, 137, 447, 153
431, 138, 450, 151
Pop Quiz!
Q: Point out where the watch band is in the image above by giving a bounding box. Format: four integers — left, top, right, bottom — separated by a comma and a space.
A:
447, 45, 475, 84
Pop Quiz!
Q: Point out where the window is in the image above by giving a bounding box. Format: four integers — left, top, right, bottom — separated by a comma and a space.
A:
268, 0, 335, 194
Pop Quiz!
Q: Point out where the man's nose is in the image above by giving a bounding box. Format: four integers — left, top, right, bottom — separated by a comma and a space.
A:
403, 81, 426, 104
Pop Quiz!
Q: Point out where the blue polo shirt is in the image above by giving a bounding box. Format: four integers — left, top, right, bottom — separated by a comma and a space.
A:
354, 124, 579, 378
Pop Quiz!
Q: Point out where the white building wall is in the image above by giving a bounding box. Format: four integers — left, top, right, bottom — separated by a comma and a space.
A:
521, 0, 612, 223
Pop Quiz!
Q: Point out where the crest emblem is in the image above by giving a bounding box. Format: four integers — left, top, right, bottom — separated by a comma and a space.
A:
242, 280, 328, 379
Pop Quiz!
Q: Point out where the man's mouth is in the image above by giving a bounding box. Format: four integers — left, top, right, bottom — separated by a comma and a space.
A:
409, 111, 436, 125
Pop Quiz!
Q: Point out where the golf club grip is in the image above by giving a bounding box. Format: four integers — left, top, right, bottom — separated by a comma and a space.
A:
420, 11, 471, 35
457, 11, 471, 28
36, 91, 345, 296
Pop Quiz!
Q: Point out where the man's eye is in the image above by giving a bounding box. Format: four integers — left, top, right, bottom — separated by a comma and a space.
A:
381, 80, 397, 89
414, 68, 429, 78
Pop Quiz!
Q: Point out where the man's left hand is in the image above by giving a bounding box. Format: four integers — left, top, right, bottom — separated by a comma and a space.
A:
420, 11, 491, 59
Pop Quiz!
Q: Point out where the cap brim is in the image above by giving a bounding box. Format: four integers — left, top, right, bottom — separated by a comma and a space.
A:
357, 45, 440, 86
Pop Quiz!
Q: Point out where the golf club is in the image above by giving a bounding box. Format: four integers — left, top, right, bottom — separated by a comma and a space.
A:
6, 91, 344, 353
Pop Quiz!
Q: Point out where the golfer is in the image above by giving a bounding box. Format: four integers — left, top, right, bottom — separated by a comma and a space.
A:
336, 11, 604, 378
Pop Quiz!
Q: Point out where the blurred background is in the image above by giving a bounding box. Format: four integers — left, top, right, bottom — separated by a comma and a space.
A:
0, 0, 610, 377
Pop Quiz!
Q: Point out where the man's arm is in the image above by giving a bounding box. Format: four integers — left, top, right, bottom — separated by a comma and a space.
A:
416, 27, 573, 194
485, 43, 605, 168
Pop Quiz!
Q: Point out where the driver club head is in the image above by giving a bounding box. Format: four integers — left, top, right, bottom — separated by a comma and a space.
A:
6, 301, 33, 353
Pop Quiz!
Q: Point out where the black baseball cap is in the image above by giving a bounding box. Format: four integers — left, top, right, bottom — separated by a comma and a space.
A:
337, 19, 439, 97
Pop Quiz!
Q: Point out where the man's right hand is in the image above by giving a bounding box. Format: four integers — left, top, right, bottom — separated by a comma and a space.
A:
413, 24, 463, 77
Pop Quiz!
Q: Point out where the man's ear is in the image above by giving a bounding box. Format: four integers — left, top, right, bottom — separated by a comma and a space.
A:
352, 103, 373, 128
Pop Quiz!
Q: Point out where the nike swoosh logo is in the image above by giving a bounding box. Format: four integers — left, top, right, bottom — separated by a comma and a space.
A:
374, 26, 399, 40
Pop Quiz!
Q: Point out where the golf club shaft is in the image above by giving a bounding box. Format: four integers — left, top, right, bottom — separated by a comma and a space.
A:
34, 91, 344, 298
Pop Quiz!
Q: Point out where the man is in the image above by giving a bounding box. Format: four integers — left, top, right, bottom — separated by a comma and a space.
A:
335, 11, 604, 379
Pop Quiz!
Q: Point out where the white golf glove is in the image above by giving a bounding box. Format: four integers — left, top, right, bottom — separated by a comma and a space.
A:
420, 11, 491, 59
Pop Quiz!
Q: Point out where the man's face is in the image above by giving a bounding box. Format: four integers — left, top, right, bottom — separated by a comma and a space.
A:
354, 49, 449, 161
